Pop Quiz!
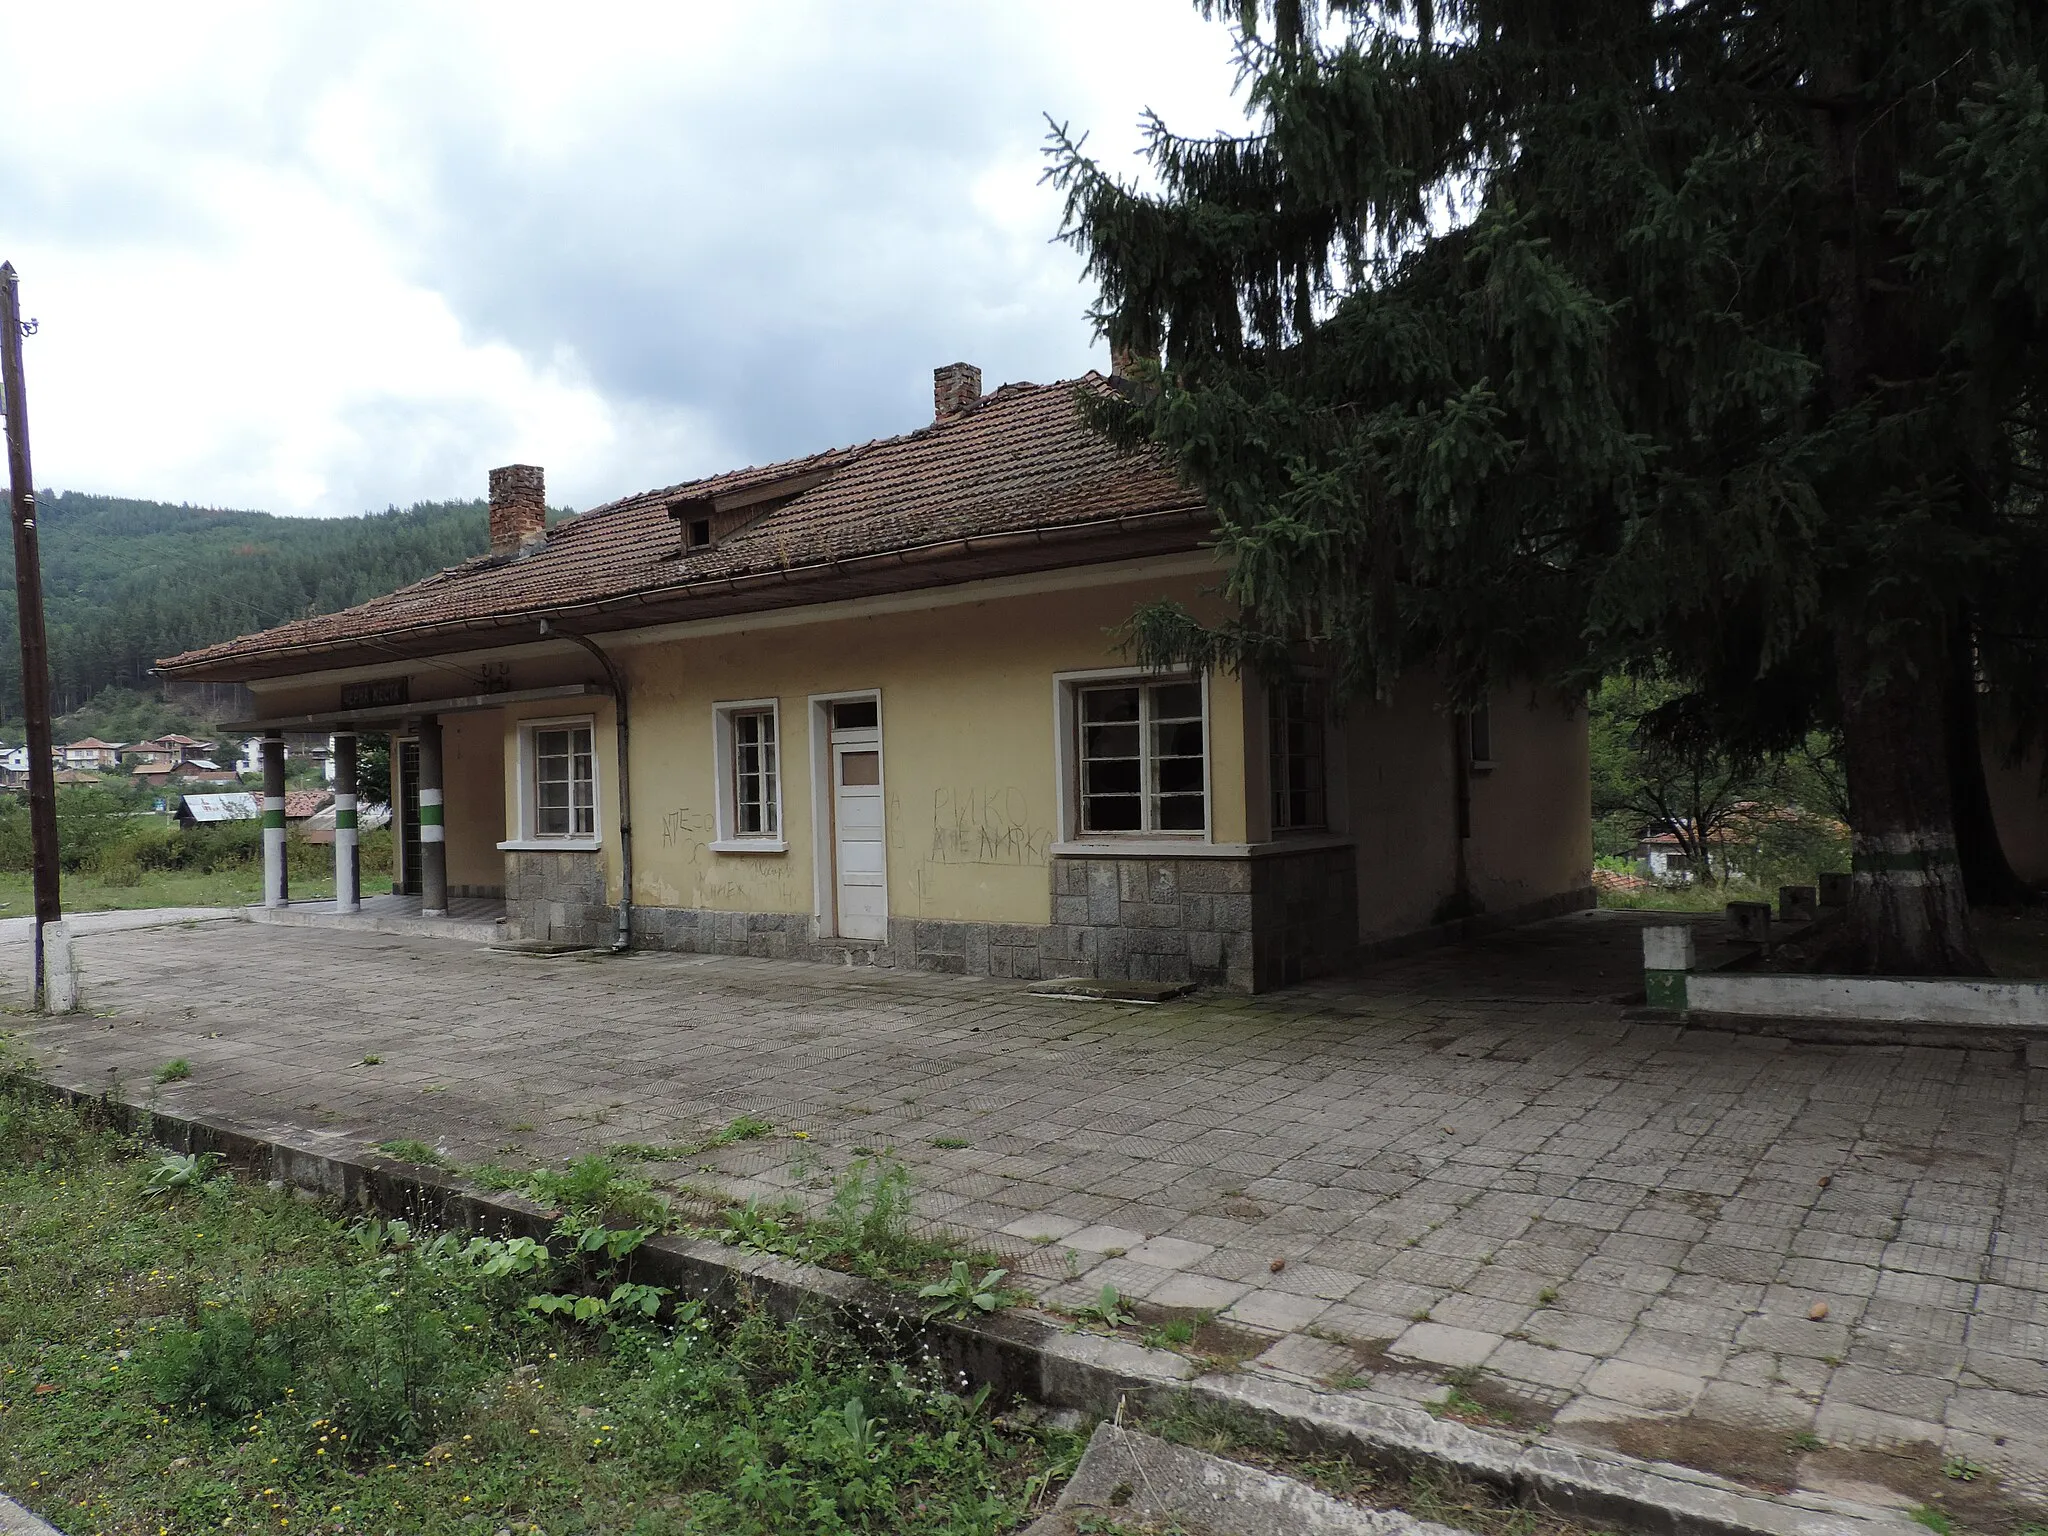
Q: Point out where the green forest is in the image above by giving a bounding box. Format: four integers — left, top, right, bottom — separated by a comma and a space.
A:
0, 491, 503, 717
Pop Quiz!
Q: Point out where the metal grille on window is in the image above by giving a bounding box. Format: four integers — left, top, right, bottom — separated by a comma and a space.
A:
1079, 679, 1205, 834
534, 725, 595, 838
1269, 683, 1327, 832
731, 710, 778, 836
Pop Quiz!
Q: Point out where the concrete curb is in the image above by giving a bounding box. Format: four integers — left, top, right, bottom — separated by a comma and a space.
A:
1026, 1420, 1463, 1534
34, 1080, 1924, 1536
242, 905, 507, 945
0, 1492, 62, 1534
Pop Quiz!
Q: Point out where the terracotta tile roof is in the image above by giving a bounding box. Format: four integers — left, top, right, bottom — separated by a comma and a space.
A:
284, 789, 332, 819
157, 376, 1207, 679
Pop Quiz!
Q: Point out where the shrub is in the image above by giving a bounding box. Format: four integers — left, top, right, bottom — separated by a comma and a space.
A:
95, 849, 144, 886
526, 1154, 666, 1227
144, 1309, 296, 1421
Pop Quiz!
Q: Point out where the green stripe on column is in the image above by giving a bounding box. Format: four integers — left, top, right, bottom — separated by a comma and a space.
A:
420, 804, 444, 827
262, 810, 286, 829
336, 810, 358, 830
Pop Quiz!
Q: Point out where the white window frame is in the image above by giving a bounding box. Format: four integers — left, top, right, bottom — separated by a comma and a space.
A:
1467, 700, 1496, 772
1052, 667, 1212, 847
498, 714, 603, 852
711, 698, 787, 852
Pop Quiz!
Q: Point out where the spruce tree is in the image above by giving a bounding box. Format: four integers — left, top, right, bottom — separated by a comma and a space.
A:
1051, 0, 2048, 974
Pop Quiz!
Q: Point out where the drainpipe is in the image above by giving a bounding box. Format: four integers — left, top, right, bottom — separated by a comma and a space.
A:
540, 619, 633, 952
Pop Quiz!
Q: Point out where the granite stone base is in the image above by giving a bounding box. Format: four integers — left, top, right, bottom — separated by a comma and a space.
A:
505, 849, 609, 947
620, 844, 1360, 993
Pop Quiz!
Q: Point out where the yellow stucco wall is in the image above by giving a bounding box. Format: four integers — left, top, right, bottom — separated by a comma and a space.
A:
238, 565, 1590, 942
1466, 686, 1593, 912
1337, 676, 1590, 939
442, 709, 505, 891
614, 573, 1242, 923
1338, 677, 1462, 938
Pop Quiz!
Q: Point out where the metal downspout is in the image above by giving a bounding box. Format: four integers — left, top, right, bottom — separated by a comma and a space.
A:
541, 620, 633, 951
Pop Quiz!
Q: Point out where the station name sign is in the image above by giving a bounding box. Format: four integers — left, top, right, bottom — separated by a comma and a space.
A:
340, 677, 410, 710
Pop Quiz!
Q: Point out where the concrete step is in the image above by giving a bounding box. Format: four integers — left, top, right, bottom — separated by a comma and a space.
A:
1023, 1420, 1471, 1536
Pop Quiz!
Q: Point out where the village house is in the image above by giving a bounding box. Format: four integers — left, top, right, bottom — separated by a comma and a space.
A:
124, 733, 215, 772
60, 737, 126, 771
155, 364, 1596, 990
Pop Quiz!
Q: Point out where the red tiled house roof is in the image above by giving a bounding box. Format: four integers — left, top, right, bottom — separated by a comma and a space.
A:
158, 376, 1208, 681
283, 789, 332, 819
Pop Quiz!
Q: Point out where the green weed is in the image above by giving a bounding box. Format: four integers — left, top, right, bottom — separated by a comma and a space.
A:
525, 1152, 667, 1227
153, 1058, 192, 1085
1074, 1284, 1135, 1330
918, 1261, 1011, 1321
0, 1085, 1073, 1533
375, 1138, 445, 1167
1911, 1508, 1954, 1535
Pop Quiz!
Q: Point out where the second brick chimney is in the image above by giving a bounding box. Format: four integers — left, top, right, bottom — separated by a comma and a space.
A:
933, 362, 982, 420
489, 464, 547, 554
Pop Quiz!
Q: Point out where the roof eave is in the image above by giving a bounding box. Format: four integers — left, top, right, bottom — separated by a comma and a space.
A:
156, 504, 1215, 683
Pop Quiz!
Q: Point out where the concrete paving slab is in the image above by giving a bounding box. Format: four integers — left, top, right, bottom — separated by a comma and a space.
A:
7, 912, 2046, 1514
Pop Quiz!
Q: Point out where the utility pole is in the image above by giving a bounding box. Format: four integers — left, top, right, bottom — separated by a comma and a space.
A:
0, 263, 63, 1008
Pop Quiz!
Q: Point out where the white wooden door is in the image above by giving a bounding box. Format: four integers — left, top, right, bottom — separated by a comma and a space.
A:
833, 741, 887, 940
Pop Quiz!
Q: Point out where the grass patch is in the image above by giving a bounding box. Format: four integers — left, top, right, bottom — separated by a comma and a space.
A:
715, 1155, 989, 1287
612, 1114, 777, 1164
375, 1138, 446, 1167
0, 1075, 1077, 1534
152, 1058, 193, 1085
0, 866, 349, 915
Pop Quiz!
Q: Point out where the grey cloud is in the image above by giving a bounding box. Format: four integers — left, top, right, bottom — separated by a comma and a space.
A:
353, 8, 1111, 477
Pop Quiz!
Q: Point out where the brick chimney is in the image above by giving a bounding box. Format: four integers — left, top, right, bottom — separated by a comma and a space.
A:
933, 362, 982, 420
489, 464, 546, 554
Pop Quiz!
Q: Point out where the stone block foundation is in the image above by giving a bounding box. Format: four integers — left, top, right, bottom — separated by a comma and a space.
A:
505, 849, 609, 947
509, 842, 1578, 994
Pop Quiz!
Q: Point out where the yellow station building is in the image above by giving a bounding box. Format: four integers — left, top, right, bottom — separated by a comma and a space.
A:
159, 364, 1595, 991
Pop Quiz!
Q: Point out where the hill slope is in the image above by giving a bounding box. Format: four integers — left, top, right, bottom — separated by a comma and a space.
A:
0, 492, 502, 717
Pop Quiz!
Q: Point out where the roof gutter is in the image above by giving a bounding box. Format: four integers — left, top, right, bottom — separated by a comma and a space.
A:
156, 504, 1210, 679
540, 620, 633, 954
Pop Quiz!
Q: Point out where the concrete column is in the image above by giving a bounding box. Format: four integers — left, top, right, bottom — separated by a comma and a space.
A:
1642, 925, 1695, 1012
333, 732, 360, 914
261, 731, 288, 908
418, 715, 447, 916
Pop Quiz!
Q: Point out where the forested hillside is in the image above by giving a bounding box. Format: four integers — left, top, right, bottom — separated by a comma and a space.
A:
0, 492, 502, 715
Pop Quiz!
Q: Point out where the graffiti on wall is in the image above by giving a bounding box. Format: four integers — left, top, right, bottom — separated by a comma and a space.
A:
928, 787, 1052, 867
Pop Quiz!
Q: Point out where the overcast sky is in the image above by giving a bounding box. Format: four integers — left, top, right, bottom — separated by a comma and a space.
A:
1, 2, 1249, 517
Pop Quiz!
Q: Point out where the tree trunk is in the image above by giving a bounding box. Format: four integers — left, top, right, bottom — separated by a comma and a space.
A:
1945, 614, 2033, 907
1833, 620, 1988, 974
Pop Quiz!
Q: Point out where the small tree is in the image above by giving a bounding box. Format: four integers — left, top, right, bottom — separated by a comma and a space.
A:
1593, 679, 1759, 887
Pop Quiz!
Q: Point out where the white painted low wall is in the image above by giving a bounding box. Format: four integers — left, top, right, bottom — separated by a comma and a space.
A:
1687, 972, 2048, 1028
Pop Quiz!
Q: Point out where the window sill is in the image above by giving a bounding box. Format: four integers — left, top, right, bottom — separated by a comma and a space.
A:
498, 838, 603, 853
1051, 834, 1356, 860
708, 839, 788, 855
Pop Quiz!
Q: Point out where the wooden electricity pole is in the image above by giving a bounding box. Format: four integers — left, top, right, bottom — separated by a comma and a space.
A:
0, 263, 63, 1007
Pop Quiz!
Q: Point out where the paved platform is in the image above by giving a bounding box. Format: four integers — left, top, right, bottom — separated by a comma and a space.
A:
7, 909, 2045, 1514
245, 892, 509, 944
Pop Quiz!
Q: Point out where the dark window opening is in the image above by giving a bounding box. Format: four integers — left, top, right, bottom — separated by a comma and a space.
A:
1269, 683, 1327, 832
686, 518, 713, 549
